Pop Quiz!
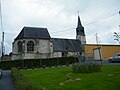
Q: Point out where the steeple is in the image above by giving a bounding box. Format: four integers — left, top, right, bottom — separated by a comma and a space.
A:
76, 15, 86, 44
77, 15, 82, 27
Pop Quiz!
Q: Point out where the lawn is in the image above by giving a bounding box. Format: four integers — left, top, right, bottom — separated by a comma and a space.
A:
21, 65, 120, 90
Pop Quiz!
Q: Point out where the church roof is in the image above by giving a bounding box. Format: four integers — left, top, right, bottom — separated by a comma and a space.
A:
15, 26, 51, 40
52, 38, 84, 52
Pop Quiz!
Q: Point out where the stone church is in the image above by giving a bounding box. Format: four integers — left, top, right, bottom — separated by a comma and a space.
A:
12, 15, 86, 60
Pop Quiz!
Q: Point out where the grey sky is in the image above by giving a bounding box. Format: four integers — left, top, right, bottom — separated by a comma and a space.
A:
0, 0, 120, 54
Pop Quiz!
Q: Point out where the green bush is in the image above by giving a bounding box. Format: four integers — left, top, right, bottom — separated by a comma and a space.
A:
11, 67, 35, 90
72, 62, 101, 73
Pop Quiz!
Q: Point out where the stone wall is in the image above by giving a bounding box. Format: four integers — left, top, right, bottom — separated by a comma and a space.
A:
12, 39, 52, 60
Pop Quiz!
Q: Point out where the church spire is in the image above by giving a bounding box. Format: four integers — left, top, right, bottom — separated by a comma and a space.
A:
77, 15, 82, 27
76, 14, 86, 44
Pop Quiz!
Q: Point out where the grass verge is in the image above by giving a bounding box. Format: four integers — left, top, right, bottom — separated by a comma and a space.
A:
11, 67, 37, 90
21, 65, 120, 90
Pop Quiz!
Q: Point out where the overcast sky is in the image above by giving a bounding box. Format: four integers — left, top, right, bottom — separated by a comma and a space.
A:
0, 0, 120, 54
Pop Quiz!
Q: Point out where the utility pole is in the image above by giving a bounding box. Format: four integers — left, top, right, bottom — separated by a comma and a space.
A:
1, 32, 4, 61
95, 33, 99, 44
0, 0, 4, 61
95, 33, 102, 64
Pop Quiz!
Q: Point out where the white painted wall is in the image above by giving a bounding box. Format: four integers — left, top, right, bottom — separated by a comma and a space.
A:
38, 40, 50, 53
93, 48, 102, 60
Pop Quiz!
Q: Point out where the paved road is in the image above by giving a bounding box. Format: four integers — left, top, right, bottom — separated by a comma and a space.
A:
93, 60, 120, 65
0, 70, 16, 90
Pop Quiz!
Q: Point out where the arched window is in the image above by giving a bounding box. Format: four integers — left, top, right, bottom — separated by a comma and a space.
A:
17, 41, 22, 52
27, 41, 34, 52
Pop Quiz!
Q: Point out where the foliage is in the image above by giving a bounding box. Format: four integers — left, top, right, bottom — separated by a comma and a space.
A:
72, 62, 101, 73
11, 67, 36, 90
0, 57, 78, 70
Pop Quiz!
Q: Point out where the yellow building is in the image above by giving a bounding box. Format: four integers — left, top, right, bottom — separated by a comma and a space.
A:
84, 44, 120, 60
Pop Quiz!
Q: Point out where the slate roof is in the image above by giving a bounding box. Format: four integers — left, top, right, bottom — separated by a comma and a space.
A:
15, 26, 51, 40
52, 38, 84, 52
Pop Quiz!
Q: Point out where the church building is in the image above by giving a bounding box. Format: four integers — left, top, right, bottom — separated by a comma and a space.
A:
12, 15, 86, 60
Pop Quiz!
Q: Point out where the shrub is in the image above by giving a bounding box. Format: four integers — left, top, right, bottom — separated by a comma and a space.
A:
72, 62, 101, 73
11, 67, 35, 90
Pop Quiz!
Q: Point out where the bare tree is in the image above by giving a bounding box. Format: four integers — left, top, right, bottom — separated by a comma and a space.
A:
114, 25, 120, 44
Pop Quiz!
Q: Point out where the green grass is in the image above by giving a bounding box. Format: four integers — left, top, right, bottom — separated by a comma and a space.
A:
21, 65, 120, 90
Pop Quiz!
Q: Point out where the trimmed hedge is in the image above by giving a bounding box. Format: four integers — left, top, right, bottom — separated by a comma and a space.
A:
0, 57, 78, 70
11, 67, 35, 90
72, 62, 101, 73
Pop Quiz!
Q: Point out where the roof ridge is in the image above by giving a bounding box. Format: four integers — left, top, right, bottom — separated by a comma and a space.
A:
23, 26, 47, 29
52, 38, 78, 40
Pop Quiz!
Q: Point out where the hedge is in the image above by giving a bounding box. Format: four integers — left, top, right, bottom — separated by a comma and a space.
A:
11, 67, 35, 90
72, 62, 101, 73
0, 57, 78, 70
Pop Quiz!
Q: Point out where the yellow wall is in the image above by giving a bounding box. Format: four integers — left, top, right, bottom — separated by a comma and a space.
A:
84, 44, 120, 60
